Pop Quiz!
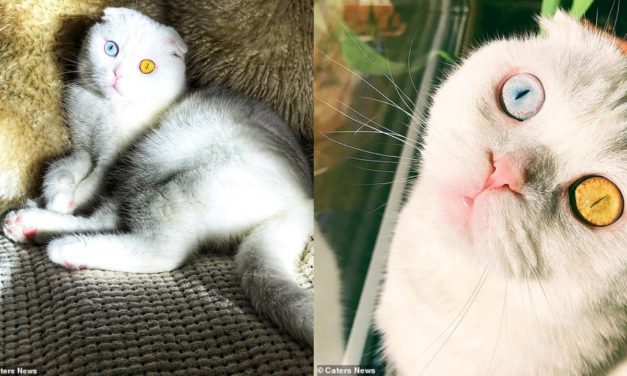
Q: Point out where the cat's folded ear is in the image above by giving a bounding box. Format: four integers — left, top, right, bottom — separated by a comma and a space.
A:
581, 19, 627, 55
166, 27, 188, 59
539, 10, 585, 37
102, 7, 140, 22
540, 10, 627, 56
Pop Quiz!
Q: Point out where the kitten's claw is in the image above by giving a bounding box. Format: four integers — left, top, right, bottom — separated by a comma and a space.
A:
2, 210, 38, 243
48, 237, 88, 270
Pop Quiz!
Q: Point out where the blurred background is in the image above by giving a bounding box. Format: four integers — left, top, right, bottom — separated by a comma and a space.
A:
314, 0, 626, 372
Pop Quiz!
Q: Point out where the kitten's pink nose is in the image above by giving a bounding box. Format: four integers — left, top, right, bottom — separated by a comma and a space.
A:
483, 156, 523, 193
114, 70, 121, 79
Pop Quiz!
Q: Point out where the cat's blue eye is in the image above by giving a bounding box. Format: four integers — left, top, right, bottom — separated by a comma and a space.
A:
104, 41, 119, 57
499, 73, 544, 121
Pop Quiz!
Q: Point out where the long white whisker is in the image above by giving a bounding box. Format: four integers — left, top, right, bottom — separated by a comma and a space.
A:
417, 266, 492, 375
338, 21, 415, 113
486, 279, 508, 375
315, 127, 413, 161
320, 99, 418, 150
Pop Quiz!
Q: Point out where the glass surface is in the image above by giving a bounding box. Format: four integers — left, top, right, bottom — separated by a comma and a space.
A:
314, 0, 470, 368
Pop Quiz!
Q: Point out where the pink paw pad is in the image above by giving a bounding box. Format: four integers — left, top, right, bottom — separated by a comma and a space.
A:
63, 261, 85, 270
15, 216, 22, 224
22, 227, 37, 239
4, 219, 12, 225
67, 201, 74, 209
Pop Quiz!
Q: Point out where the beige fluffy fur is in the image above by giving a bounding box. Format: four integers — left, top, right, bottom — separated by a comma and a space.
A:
0, 0, 312, 212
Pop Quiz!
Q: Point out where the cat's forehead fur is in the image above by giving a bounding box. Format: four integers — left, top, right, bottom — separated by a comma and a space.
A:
89, 7, 185, 54
427, 10, 625, 185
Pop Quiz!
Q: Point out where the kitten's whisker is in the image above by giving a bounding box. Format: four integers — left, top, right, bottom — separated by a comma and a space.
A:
348, 164, 400, 174
366, 200, 389, 215
486, 279, 508, 375
417, 265, 491, 375
605, 0, 617, 32
406, 265, 491, 368
316, 129, 413, 161
614, 0, 620, 36
352, 114, 378, 134
347, 156, 400, 165
517, 241, 557, 321
338, 21, 415, 114
326, 130, 387, 134
407, 28, 421, 96
382, 48, 416, 114
354, 175, 414, 187
320, 51, 414, 116
525, 279, 541, 337
321, 98, 416, 149
358, 95, 421, 126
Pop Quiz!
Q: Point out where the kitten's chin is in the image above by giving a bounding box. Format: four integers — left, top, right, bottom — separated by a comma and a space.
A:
438, 189, 540, 277
103, 85, 123, 99
440, 189, 518, 241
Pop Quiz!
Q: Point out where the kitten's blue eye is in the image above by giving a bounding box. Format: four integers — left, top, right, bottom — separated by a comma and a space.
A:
104, 41, 119, 57
499, 73, 544, 121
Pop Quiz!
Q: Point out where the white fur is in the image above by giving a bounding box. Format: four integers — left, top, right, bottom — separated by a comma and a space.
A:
43, 7, 187, 213
376, 12, 626, 375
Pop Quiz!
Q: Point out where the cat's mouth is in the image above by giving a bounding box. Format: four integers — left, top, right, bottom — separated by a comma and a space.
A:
110, 82, 122, 95
439, 153, 526, 238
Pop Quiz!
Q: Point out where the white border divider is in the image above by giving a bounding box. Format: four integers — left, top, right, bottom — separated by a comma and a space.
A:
341, 0, 454, 365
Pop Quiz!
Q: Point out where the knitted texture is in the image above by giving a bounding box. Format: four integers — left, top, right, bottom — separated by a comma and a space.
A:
0, 236, 313, 375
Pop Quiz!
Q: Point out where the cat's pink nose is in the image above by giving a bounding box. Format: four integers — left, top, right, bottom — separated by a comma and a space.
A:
114, 70, 121, 79
483, 156, 523, 193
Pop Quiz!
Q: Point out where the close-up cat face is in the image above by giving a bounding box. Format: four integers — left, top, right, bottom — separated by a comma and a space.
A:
79, 7, 187, 101
418, 12, 626, 279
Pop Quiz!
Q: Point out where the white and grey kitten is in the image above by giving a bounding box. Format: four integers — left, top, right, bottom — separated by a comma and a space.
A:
376, 12, 626, 375
2, 8, 313, 346
44, 7, 187, 214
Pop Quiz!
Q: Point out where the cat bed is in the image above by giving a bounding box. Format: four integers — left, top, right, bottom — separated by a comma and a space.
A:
0, 235, 313, 374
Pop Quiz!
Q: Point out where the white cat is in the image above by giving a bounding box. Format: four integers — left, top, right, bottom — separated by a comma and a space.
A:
376, 12, 626, 375
2, 7, 313, 346
44, 7, 187, 214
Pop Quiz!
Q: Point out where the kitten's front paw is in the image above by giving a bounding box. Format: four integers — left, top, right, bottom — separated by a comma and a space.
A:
48, 237, 88, 270
2, 210, 40, 243
46, 192, 76, 214
45, 171, 76, 214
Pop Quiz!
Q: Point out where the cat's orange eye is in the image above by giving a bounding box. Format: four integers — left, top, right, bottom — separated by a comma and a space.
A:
569, 176, 623, 227
139, 59, 155, 74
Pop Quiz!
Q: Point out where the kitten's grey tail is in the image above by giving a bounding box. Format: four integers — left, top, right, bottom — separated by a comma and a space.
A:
235, 198, 314, 347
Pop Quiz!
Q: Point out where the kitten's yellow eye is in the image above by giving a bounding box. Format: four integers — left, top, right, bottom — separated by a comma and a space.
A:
569, 176, 623, 227
139, 59, 155, 74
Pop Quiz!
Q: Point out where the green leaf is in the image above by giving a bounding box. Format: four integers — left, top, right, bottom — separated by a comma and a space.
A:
430, 50, 457, 64
570, 0, 595, 19
338, 26, 426, 76
541, 0, 561, 17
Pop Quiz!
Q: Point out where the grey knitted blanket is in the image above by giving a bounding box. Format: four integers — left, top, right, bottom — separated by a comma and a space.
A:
0, 236, 312, 375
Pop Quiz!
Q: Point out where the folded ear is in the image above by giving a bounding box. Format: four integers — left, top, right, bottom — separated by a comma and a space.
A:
581, 19, 627, 55
166, 27, 188, 59
102, 7, 142, 22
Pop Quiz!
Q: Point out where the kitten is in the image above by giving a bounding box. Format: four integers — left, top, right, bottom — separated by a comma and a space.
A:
44, 7, 187, 214
375, 12, 626, 375
2, 8, 313, 346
